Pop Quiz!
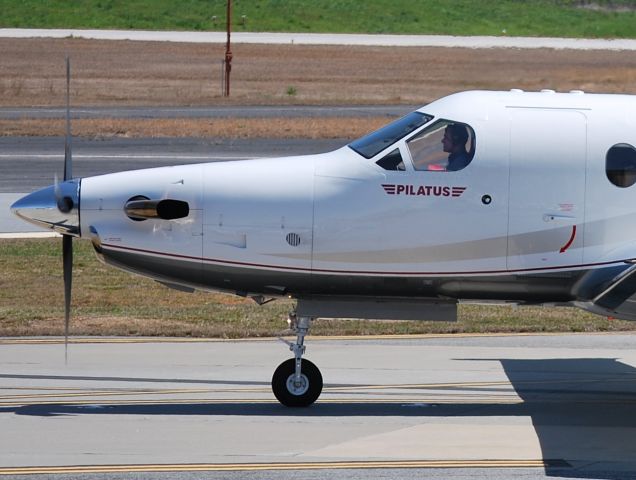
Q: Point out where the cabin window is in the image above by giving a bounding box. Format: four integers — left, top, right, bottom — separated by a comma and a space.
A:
406, 120, 475, 171
376, 148, 405, 171
349, 112, 433, 159
606, 144, 636, 188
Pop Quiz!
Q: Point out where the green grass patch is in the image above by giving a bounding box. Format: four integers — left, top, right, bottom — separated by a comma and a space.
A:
1, 238, 634, 338
0, 0, 635, 38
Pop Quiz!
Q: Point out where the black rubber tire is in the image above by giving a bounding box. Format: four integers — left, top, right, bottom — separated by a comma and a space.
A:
271, 358, 323, 407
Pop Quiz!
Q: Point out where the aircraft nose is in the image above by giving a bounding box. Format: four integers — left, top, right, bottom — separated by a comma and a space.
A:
10, 179, 81, 236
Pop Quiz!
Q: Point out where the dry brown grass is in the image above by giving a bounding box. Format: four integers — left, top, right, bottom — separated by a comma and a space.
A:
1, 38, 636, 108
3, 38, 636, 138
0, 117, 387, 139
2, 239, 635, 337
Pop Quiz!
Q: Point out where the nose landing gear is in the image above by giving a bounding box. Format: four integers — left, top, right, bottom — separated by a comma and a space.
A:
272, 314, 322, 407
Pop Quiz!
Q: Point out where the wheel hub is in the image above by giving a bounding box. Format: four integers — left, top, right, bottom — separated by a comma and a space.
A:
286, 373, 309, 396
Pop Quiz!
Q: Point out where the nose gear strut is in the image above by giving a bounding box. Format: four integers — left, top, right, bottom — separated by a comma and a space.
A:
273, 312, 322, 407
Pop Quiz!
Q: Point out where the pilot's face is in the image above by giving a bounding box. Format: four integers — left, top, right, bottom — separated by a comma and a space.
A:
442, 129, 454, 153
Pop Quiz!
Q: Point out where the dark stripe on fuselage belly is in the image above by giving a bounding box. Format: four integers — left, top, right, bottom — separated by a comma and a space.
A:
99, 247, 590, 302
99, 247, 311, 297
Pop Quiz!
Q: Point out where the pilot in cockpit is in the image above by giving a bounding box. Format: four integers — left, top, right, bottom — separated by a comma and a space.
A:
442, 124, 471, 171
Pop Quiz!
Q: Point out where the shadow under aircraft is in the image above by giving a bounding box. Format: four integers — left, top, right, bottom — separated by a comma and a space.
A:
497, 357, 636, 479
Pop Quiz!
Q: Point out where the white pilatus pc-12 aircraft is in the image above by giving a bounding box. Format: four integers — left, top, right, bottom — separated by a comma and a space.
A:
11, 85, 636, 407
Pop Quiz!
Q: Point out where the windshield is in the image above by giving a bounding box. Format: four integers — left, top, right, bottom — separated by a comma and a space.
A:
348, 112, 433, 159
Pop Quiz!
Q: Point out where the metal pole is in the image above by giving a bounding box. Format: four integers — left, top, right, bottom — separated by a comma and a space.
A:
221, 60, 225, 96
224, 0, 232, 97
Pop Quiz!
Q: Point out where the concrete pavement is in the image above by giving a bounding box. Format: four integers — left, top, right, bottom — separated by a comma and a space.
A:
2, 28, 636, 50
1, 333, 636, 478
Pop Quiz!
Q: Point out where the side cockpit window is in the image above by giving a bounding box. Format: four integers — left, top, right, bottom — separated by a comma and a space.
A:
606, 144, 636, 188
376, 148, 405, 171
406, 120, 475, 171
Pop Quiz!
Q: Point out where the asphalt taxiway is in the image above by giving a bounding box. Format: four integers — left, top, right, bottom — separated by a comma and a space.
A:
0, 105, 412, 121
0, 136, 346, 234
2, 333, 636, 479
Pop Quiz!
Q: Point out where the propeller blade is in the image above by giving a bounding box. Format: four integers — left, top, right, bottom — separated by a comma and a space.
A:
64, 55, 72, 182
62, 234, 73, 363
62, 56, 74, 363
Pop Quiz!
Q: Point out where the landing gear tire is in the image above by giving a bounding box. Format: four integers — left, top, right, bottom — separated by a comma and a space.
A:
272, 358, 323, 407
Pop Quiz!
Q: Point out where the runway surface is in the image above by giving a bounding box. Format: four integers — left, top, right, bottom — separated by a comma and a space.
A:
2, 333, 636, 479
0, 136, 345, 233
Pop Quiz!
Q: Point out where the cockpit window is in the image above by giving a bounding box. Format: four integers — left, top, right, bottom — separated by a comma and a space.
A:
406, 120, 475, 171
376, 148, 405, 171
349, 112, 433, 159
606, 143, 636, 188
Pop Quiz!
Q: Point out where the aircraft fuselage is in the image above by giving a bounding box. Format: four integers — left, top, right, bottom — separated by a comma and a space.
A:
13, 90, 636, 321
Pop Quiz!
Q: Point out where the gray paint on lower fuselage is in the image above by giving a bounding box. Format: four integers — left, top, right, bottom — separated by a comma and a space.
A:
99, 245, 594, 303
